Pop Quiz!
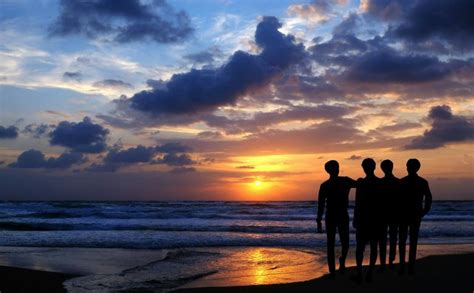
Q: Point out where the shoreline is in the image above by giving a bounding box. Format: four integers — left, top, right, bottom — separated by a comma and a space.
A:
0, 253, 472, 292
0, 245, 472, 292
174, 253, 474, 292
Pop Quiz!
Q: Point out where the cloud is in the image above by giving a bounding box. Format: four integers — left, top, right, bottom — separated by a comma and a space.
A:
0, 125, 18, 139
63, 71, 82, 81
204, 104, 356, 134
155, 142, 192, 153
344, 49, 452, 83
175, 117, 409, 155
360, 0, 410, 20
104, 145, 158, 164
22, 123, 55, 138
86, 142, 195, 172
346, 155, 362, 160
169, 167, 196, 173
288, 0, 348, 24
126, 16, 305, 115
196, 131, 224, 140
236, 165, 255, 169
93, 79, 133, 89
406, 105, 474, 149
49, 0, 193, 44
183, 46, 224, 65
388, 0, 474, 51
49, 117, 109, 153
307, 23, 474, 102
155, 152, 195, 166
9, 149, 85, 169
375, 121, 422, 132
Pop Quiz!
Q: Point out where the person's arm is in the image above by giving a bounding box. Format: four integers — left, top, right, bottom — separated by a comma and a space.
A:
347, 177, 357, 188
423, 180, 432, 216
317, 184, 326, 233
353, 180, 361, 229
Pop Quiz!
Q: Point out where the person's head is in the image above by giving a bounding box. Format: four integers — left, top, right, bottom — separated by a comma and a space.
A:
381, 159, 393, 175
362, 158, 376, 175
406, 158, 421, 175
324, 160, 339, 177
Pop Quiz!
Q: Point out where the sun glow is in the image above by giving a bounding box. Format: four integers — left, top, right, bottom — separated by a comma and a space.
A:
254, 180, 262, 187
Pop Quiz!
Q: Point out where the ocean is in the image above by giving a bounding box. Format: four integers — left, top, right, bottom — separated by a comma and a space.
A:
0, 201, 473, 291
0, 201, 473, 248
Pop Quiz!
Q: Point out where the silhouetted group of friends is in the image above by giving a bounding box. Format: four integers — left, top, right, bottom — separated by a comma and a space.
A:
317, 158, 432, 283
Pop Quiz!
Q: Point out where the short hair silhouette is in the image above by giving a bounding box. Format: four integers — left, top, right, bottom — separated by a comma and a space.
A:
381, 159, 393, 174
361, 158, 376, 173
406, 158, 421, 174
324, 160, 339, 176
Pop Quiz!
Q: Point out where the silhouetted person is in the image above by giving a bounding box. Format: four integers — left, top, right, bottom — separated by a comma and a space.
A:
352, 158, 382, 283
399, 158, 432, 275
379, 159, 401, 271
317, 160, 356, 278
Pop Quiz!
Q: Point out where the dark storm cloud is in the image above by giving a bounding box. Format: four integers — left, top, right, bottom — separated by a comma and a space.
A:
406, 105, 474, 149
49, 0, 193, 44
104, 145, 158, 164
9, 149, 85, 169
93, 79, 133, 89
49, 117, 109, 153
145, 79, 166, 90
388, 0, 474, 51
0, 125, 18, 139
345, 49, 452, 83
127, 16, 305, 115
22, 123, 55, 138
86, 142, 195, 172
362, 0, 411, 20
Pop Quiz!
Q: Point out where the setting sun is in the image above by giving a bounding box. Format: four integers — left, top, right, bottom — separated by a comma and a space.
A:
254, 180, 263, 187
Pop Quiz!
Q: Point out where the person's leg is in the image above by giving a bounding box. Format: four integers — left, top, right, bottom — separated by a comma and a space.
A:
388, 223, 398, 269
408, 220, 421, 274
352, 230, 366, 283
378, 225, 388, 271
338, 221, 350, 273
398, 224, 408, 274
325, 221, 337, 276
366, 237, 378, 282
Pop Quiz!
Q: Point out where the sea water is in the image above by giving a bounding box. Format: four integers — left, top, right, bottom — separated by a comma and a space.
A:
0, 201, 473, 291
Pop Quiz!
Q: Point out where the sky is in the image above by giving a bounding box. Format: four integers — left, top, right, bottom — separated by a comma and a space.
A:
0, 0, 473, 200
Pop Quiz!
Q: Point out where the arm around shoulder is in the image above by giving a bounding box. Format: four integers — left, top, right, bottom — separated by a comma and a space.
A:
423, 179, 433, 216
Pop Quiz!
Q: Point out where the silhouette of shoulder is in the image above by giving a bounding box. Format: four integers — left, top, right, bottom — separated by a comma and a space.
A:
321, 176, 355, 187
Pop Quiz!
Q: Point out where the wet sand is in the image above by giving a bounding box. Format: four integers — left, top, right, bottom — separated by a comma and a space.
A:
0, 265, 76, 293
0, 246, 473, 292
176, 253, 474, 293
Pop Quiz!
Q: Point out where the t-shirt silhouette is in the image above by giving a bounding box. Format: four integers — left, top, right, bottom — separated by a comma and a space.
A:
318, 176, 356, 224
